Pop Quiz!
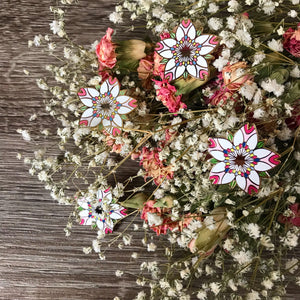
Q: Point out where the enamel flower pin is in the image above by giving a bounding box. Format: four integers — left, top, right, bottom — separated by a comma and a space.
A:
77, 188, 127, 234
78, 77, 137, 136
155, 19, 218, 81
208, 124, 280, 194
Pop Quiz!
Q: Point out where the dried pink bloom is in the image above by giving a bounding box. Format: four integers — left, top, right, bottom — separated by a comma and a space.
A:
96, 28, 117, 71
140, 147, 173, 185
283, 23, 300, 58
153, 77, 186, 113
278, 203, 300, 227
141, 200, 192, 235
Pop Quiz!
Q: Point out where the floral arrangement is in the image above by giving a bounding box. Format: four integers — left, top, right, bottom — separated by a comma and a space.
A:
20, 0, 300, 299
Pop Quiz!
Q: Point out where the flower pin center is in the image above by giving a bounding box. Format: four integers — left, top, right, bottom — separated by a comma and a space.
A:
95, 206, 103, 215
180, 45, 192, 58
234, 154, 246, 167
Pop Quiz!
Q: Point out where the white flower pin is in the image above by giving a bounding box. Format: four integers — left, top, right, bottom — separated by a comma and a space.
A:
208, 124, 280, 194
155, 19, 218, 81
77, 188, 127, 234
78, 77, 137, 136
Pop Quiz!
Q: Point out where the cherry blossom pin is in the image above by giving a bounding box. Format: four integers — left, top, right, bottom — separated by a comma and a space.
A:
155, 19, 218, 81
77, 188, 127, 234
208, 124, 280, 194
78, 77, 137, 136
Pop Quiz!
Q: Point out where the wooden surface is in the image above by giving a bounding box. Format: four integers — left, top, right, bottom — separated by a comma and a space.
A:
0, 1, 298, 299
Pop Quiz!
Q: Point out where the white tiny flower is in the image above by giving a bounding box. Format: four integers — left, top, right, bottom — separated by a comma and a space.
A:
115, 270, 124, 277
288, 10, 298, 18
17, 129, 31, 141
228, 0, 240, 12
208, 18, 223, 31
285, 258, 298, 273
50, 20, 62, 34
146, 212, 163, 227
267, 39, 283, 52
253, 108, 265, 119
109, 12, 123, 24
246, 290, 261, 300
261, 79, 284, 97
209, 282, 221, 295
197, 290, 207, 300
147, 242, 157, 252
253, 52, 266, 66
261, 278, 273, 290
207, 3, 219, 13
236, 29, 252, 46
92, 239, 101, 253
83, 247, 92, 254
277, 26, 285, 36
228, 279, 237, 291
290, 65, 300, 78
287, 196, 296, 204
246, 223, 261, 239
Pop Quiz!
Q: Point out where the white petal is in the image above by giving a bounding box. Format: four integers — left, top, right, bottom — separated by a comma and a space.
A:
165, 58, 176, 71
236, 175, 246, 191
100, 80, 109, 94
253, 149, 272, 159
196, 56, 208, 68
105, 218, 114, 231
211, 162, 226, 173
102, 118, 111, 128
247, 134, 258, 150
254, 162, 274, 171
81, 108, 94, 118
187, 24, 196, 40
249, 171, 260, 186
79, 97, 93, 107
103, 188, 112, 202
175, 65, 185, 79
97, 190, 103, 200
176, 25, 185, 41
158, 50, 173, 59
233, 127, 244, 146
110, 82, 120, 98
210, 150, 225, 161
110, 207, 125, 220
87, 88, 99, 98
90, 117, 101, 127
163, 38, 177, 48
116, 95, 131, 104
218, 138, 233, 150
221, 173, 235, 184
199, 46, 214, 55
234, 124, 257, 149
195, 35, 210, 45
77, 198, 89, 209
118, 105, 133, 114
96, 220, 104, 231
79, 210, 89, 218
112, 114, 123, 128
186, 65, 197, 77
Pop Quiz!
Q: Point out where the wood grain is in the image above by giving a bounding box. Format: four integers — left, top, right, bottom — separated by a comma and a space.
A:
0, 1, 299, 299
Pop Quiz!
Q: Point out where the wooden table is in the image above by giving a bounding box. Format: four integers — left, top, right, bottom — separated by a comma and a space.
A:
0, 1, 298, 299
